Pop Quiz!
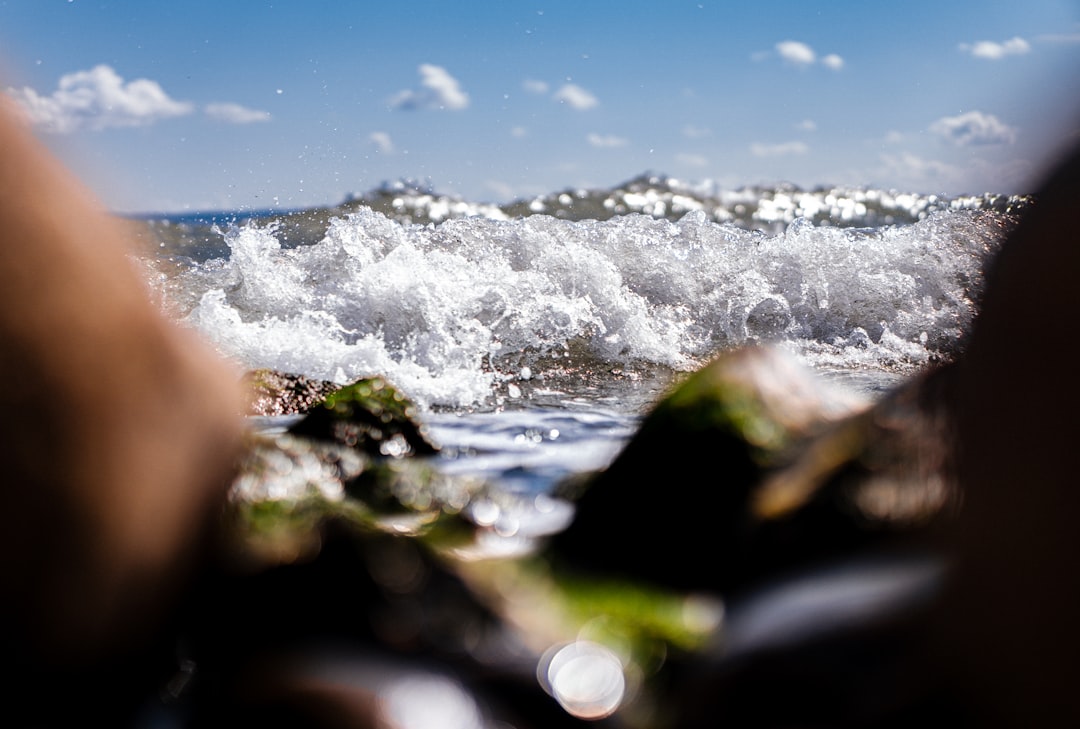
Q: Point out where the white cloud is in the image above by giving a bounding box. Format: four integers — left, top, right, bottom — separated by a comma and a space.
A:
773, 41, 843, 70
7, 64, 193, 133
795, 119, 817, 132
511, 126, 528, 138
821, 53, 844, 70
884, 130, 906, 144
676, 153, 709, 167
522, 79, 549, 94
587, 132, 627, 148
776, 40, 816, 66
874, 153, 1034, 194
959, 37, 1030, 60
205, 102, 270, 124
930, 111, 1017, 146
554, 83, 598, 110
390, 63, 469, 110
750, 141, 809, 157
369, 131, 394, 154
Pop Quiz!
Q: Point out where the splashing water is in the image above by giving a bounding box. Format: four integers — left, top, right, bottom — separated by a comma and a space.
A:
162, 206, 1008, 410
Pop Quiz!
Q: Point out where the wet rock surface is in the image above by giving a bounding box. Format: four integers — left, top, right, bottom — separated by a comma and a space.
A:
548, 347, 957, 597
287, 376, 438, 458
244, 369, 340, 416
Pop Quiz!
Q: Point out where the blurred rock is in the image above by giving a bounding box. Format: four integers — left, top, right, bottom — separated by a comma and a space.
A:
245, 369, 340, 416
549, 346, 957, 596
224, 349, 965, 728
197, 375, 589, 728
181, 521, 589, 729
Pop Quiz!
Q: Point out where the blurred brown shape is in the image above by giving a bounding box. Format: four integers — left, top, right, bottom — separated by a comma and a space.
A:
0, 97, 246, 721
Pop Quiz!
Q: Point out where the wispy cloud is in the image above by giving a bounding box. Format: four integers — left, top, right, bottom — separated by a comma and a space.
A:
204, 102, 270, 124
554, 83, 598, 110
587, 132, 627, 148
878, 152, 961, 186
369, 131, 394, 154
930, 111, 1017, 146
795, 119, 817, 132
1036, 32, 1080, 45
821, 54, 844, 70
875, 153, 1032, 193
522, 79, 549, 94
390, 63, 469, 110
682, 124, 712, 138
773, 41, 844, 70
485, 179, 517, 200
6, 64, 193, 133
525, 79, 600, 110
959, 37, 1031, 60
750, 141, 809, 157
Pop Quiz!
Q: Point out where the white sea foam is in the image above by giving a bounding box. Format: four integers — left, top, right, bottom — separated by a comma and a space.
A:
172, 207, 1005, 409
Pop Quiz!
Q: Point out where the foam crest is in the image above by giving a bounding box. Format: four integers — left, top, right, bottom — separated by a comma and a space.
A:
175, 208, 1006, 409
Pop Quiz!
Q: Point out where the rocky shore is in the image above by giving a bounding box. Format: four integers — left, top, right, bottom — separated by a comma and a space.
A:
174, 343, 966, 728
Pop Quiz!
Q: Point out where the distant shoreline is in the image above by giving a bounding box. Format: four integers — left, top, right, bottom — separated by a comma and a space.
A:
122, 173, 1035, 234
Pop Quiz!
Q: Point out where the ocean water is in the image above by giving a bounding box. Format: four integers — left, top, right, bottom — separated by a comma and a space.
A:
138, 177, 1025, 492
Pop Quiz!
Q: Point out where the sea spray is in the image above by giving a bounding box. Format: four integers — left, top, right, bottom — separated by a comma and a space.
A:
168, 206, 1010, 410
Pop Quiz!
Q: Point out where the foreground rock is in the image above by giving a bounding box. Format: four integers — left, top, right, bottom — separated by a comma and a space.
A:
197, 376, 596, 727
212, 350, 964, 728
227, 375, 463, 568
549, 346, 957, 596
220, 372, 731, 727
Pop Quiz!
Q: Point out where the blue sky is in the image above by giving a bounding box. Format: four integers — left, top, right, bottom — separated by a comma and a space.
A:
1, 0, 1078, 213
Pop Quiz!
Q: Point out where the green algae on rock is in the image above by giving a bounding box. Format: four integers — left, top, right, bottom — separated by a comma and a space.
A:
225, 440, 481, 569
548, 346, 957, 597
548, 346, 866, 594
228, 376, 454, 568
288, 376, 438, 458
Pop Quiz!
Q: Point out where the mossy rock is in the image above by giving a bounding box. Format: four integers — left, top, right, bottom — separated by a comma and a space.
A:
549, 346, 955, 596
288, 376, 438, 458
227, 377, 450, 569
225, 432, 481, 570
